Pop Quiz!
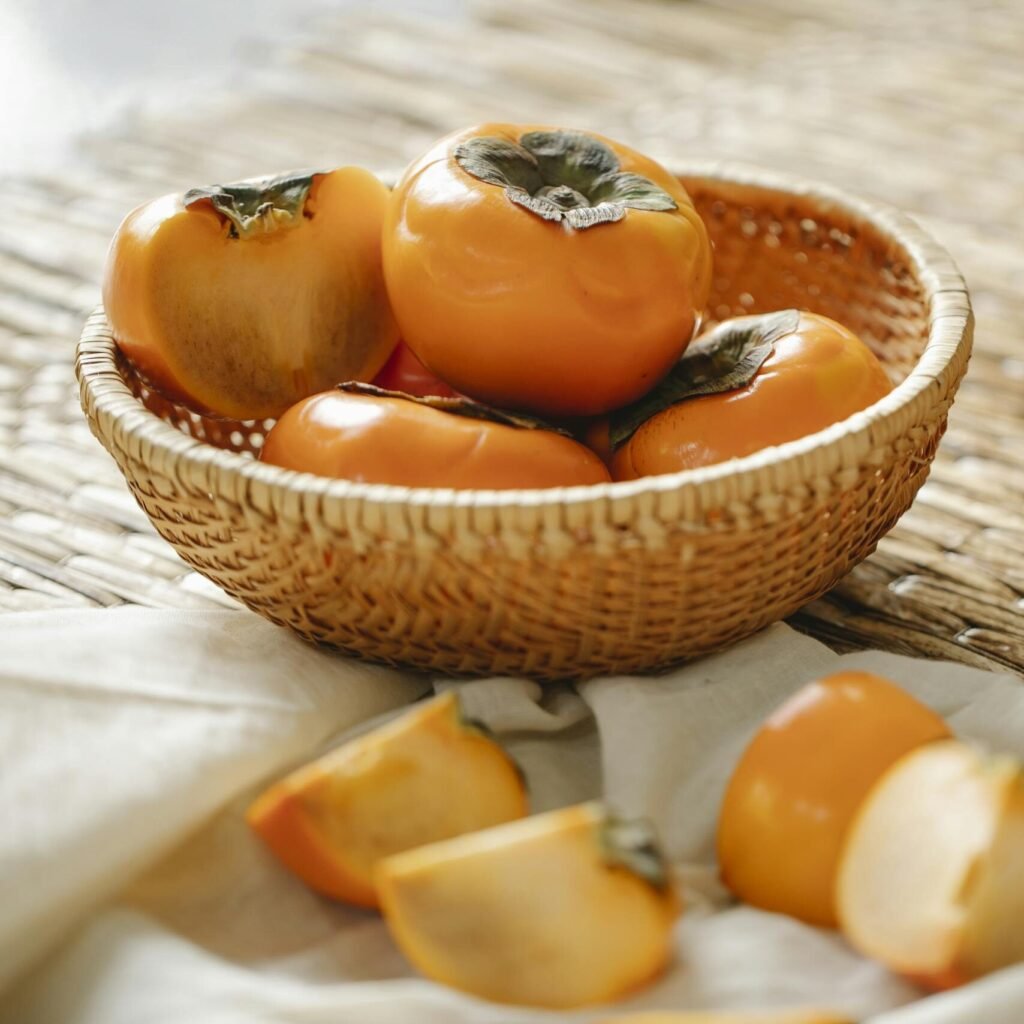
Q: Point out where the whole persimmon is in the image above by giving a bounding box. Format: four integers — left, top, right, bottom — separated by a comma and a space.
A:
383, 123, 712, 417
372, 340, 459, 398
607, 311, 893, 478
716, 670, 951, 928
259, 387, 610, 489
104, 167, 398, 420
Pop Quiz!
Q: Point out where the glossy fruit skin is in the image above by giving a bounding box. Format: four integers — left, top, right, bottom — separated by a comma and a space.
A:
611, 312, 893, 478
260, 390, 611, 489
103, 167, 399, 420
383, 123, 712, 417
716, 671, 951, 928
371, 340, 459, 398
246, 692, 527, 908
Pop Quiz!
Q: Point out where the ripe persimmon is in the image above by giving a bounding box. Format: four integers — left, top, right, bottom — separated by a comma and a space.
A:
259, 387, 610, 489
377, 803, 679, 1008
716, 671, 951, 927
104, 167, 398, 420
608, 311, 893, 478
247, 692, 526, 909
383, 123, 712, 417
371, 339, 459, 398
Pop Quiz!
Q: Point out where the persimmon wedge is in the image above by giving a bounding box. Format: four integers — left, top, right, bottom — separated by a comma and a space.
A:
259, 386, 610, 489
104, 167, 398, 420
376, 802, 680, 1008
246, 691, 527, 908
837, 739, 1024, 990
717, 671, 950, 927
595, 1012, 853, 1024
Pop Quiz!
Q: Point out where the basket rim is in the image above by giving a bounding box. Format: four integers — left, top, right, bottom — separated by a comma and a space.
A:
76, 159, 973, 520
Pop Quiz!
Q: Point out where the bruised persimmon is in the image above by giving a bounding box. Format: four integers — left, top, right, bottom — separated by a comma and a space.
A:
259, 387, 610, 489
607, 311, 893, 478
103, 167, 398, 420
383, 123, 712, 417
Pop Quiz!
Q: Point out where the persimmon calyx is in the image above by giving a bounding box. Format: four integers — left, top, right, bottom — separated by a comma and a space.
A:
609, 308, 801, 449
454, 130, 677, 230
184, 169, 326, 239
335, 381, 573, 437
600, 811, 672, 892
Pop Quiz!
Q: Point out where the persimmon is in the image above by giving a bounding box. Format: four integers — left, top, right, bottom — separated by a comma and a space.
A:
247, 692, 527, 908
838, 740, 1024, 990
595, 1013, 852, 1024
716, 671, 951, 927
103, 167, 398, 420
259, 386, 610, 489
371, 339, 459, 398
383, 123, 712, 417
607, 311, 893, 478
376, 802, 679, 1008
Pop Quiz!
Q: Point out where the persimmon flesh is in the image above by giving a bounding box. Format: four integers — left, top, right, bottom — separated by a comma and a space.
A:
103, 167, 398, 420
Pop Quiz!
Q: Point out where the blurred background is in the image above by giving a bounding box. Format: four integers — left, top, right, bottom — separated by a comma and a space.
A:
0, 0, 1022, 668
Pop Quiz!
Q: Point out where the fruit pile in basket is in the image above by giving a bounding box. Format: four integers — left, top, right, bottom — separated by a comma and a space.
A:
103, 123, 893, 489
246, 672, 1024, 1013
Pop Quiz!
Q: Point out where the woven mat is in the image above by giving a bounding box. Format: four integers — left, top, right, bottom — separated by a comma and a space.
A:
2, 0, 1022, 674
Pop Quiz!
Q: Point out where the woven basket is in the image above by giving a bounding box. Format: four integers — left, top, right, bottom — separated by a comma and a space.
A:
76, 162, 972, 680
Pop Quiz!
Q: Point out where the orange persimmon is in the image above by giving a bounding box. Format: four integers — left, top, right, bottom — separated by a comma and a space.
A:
609, 311, 892, 477
259, 387, 610, 489
376, 802, 679, 1008
247, 691, 527, 908
383, 123, 712, 417
716, 670, 951, 927
103, 167, 398, 420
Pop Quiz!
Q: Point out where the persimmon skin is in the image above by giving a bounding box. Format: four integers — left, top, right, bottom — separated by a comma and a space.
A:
611, 312, 893, 478
103, 167, 398, 420
260, 390, 611, 490
716, 670, 951, 928
383, 123, 712, 417
371, 340, 459, 398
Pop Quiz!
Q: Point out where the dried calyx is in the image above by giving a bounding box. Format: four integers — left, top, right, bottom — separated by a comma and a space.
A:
184, 170, 325, 239
609, 309, 801, 449
454, 129, 677, 230
335, 382, 573, 437
600, 811, 671, 892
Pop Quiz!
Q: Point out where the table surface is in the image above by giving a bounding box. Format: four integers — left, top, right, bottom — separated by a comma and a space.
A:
1, 0, 1022, 675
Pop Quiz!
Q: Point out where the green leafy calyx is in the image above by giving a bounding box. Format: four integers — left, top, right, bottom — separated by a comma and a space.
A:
454, 130, 677, 230
334, 382, 572, 437
609, 309, 801, 449
184, 169, 325, 239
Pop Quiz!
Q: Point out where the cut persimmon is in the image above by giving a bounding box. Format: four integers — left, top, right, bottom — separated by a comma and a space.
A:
246, 691, 526, 908
717, 670, 950, 927
838, 739, 1024, 989
376, 802, 680, 1008
595, 1012, 852, 1024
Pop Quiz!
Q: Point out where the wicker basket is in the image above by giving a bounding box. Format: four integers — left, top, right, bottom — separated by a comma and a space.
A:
76, 163, 972, 680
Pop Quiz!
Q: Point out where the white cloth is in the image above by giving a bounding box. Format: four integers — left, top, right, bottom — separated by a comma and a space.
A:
1, 608, 1023, 1022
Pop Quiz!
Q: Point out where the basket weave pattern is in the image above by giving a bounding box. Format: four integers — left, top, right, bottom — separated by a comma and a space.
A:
77, 166, 972, 679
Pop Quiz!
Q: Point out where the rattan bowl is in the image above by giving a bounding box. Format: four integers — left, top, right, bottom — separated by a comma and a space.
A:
77, 162, 972, 680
